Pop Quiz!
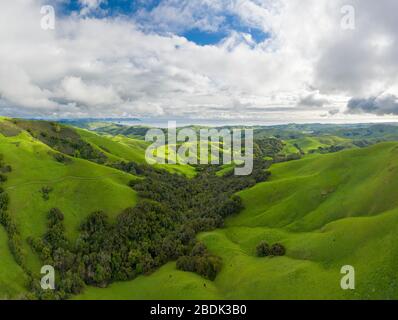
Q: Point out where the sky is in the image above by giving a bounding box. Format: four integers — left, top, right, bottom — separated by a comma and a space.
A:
0, 0, 398, 123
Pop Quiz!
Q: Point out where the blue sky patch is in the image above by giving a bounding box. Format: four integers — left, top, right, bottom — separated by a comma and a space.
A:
58, 0, 269, 46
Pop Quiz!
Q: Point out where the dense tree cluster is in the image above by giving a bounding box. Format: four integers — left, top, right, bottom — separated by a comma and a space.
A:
253, 138, 285, 158
28, 156, 273, 299
176, 242, 222, 281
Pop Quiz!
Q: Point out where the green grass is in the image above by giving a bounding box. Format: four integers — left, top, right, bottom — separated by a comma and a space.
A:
75, 263, 222, 300
75, 142, 398, 300
0, 226, 28, 300
283, 135, 354, 154
0, 123, 139, 276
77, 129, 148, 163
0, 119, 195, 290
78, 129, 197, 178
2, 117, 398, 300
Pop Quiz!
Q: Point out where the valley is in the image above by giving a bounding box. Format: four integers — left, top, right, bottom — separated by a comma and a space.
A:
1, 117, 398, 300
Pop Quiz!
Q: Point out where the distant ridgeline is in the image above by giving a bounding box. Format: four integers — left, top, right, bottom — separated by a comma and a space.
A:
64, 121, 398, 157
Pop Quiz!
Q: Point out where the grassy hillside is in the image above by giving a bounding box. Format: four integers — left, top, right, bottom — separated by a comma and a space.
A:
0, 117, 198, 297
0, 226, 28, 299
77, 128, 196, 177
74, 262, 222, 300
77, 142, 398, 299
0, 119, 140, 282
2, 117, 398, 300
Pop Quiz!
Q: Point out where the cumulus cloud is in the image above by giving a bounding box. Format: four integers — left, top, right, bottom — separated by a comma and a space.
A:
58, 76, 122, 107
0, 0, 397, 122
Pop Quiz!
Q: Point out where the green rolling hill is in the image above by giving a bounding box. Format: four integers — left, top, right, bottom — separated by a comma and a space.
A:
1, 117, 398, 300
77, 142, 398, 300
0, 119, 139, 298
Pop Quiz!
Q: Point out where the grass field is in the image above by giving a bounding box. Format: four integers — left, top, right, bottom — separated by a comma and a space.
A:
77, 142, 398, 300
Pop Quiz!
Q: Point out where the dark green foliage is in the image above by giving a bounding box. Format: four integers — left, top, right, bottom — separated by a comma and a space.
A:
176, 243, 222, 281
256, 241, 271, 257
30, 208, 83, 299
253, 138, 285, 158
1, 165, 12, 173
256, 241, 286, 257
271, 243, 286, 256
30, 157, 273, 298
51, 152, 72, 164
0, 173, 7, 182
41, 186, 53, 201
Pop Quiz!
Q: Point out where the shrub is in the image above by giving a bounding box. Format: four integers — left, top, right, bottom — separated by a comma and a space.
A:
176, 254, 222, 281
271, 243, 286, 256
256, 241, 271, 257
41, 186, 53, 201
176, 242, 222, 281
256, 241, 286, 257
52, 153, 72, 164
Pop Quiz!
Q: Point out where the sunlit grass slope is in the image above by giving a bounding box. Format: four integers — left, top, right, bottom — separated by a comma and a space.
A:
77, 128, 196, 177
0, 226, 28, 299
283, 135, 354, 154
0, 119, 139, 276
74, 262, 222, 300
77, 142, 398, 300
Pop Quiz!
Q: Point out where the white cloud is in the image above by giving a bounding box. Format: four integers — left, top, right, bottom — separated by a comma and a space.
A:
0, 0, 397, 122
78, 0, 105, 15
59, 76, 122, 107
